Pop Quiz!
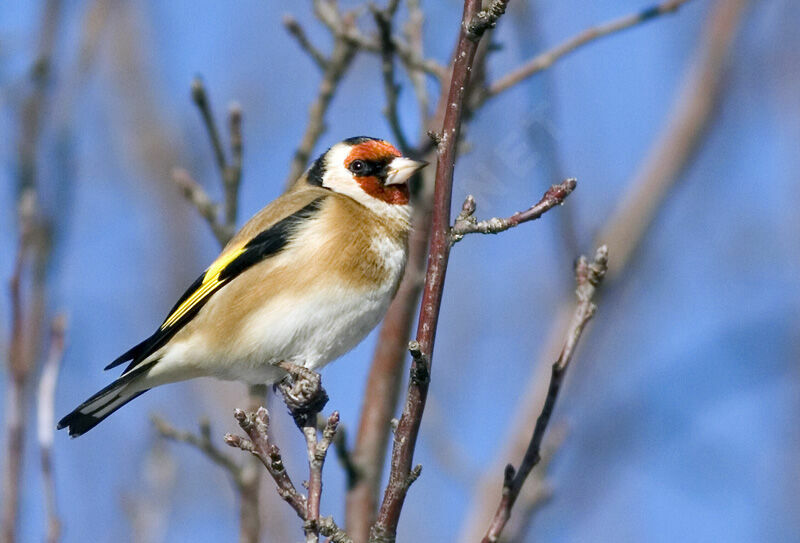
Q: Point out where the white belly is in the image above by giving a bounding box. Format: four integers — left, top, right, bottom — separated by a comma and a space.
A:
231, 282, 395, 383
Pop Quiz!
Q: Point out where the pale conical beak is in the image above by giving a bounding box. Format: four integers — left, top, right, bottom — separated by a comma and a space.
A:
384, 157, 428, 186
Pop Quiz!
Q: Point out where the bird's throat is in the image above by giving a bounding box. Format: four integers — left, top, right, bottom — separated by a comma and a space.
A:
356, 176, 410, 205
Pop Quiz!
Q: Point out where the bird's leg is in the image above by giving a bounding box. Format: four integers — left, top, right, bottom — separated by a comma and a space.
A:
275, 361, 329, 429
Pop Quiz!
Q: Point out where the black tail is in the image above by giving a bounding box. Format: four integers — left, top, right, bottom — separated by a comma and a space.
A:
58, 367, 150, 437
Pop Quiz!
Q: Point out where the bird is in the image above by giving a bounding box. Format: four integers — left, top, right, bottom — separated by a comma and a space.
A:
58, 136, 427, 437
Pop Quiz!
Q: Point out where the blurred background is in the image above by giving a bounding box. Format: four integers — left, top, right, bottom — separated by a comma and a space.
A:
1, 0, 799, 541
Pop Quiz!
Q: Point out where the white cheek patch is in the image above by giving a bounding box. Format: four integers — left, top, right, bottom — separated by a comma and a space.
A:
322, 143, 412, 222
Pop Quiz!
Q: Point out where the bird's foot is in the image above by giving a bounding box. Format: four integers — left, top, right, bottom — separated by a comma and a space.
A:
276, 361, 329, 428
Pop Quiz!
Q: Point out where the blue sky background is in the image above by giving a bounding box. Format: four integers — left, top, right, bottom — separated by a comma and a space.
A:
1, 0, 799, 542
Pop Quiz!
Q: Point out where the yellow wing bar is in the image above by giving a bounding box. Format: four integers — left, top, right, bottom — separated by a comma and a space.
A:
160, 246, 246, 330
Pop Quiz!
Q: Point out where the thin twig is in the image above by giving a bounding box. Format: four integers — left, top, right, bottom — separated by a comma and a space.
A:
38, 315, 67, 543
372, 1, 412, 154
224, 103, 243, 232
304, 412, 340, 543
481, 247, 608, 543
403, 0, 429, 122
313, 0, 447, 80
167, 79, 259, 540
459, 0, 751, 538
285, 29, 358, 187
180, 80, 244, 244
450, 178, 576, 244
326, 416, 359, 490
483, 0, 695, 100
152, 416, 243, 484
283, 14, 329, 71
171, 168, 230, 246
225, 407, 308, 518
191, 77, 228, 177
225, 406, 354, 543
2, 2, 62, 541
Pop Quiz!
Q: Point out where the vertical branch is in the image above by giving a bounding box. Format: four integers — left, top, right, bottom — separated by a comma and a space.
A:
348, 2, 505, 539
239, 384, 267, 543
369, 2, 510, 540
284, 7, 358, 186
2, 2, 63, 542
164, 80, 265, 542
459, 0, 751, 538
226, 368, 352, 543
37, 316, 67, 543
345, 194, 432, 542
373, 0, 412, 154
481, 248, 608, 543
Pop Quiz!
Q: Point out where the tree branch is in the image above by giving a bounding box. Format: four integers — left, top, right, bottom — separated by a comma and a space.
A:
2, 2, 62, 541
152, 416, 243, 484
165, 79, 264, 541
459, 0, 751, 538
369, 3, 522, 540
225, 401, 353, 543
37, 315, 66, 543
283, 14, 330, 71
313, 0, 447, 81
328, 416, 359, 490
285, 5, 359, 186
481, 246, 609, 543
225, 408, 308, 518
191, 77, 229, 178
179, 78, 244, 244
483, 0, 695, 101
171, 168, 229, 246
450, 178, 576, 244
372, 2, 412, 154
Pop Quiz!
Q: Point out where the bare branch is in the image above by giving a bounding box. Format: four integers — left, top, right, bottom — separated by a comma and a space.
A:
326, 416, 359, 490
2, 2, 63, 541
460, 0, 751, 538
314, 1, 447, 80
152, 416, 242, 485
369, 2, 524, 540
191, 77, 229, 176
225, 403, 353, 543
170, 168, 231, 245
38, 315, 67, 543
285, 32, 358, 187
303, 412, 340, 543
450, 178, 576, 244
283, 14, 329, 71
403, 0, 430, 121
373, 2, 412, 153
481, 247, 608, 543
225, 407, 308, 518
224, 103, 243, 231
484, 0, 695, 100
272, 363, 334, 542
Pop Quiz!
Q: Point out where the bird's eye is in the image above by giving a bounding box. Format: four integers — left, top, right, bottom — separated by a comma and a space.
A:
350, 160, 366, 175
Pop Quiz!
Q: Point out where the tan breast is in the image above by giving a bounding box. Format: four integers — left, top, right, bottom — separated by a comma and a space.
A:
175, 192, 411, 350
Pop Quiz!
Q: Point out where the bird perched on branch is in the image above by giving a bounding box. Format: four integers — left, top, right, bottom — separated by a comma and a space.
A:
59, 137, 426, 437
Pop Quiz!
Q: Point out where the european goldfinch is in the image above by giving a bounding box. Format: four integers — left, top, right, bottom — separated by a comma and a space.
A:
58, 137, 426, 437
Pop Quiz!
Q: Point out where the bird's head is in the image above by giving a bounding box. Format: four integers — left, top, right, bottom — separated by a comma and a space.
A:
306, 137, 427, 209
